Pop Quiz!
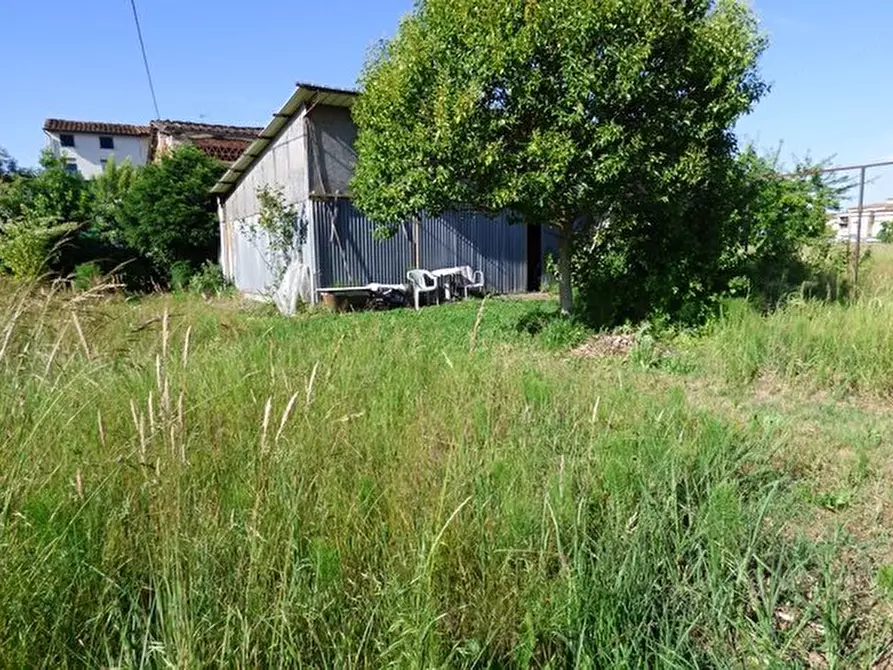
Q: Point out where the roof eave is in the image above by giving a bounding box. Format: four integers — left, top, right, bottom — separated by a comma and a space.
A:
210, 83, 359, 198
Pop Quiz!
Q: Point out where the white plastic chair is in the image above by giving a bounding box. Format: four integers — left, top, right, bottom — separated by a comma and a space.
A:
462, 269, 485, 297
406, 269, 439, 310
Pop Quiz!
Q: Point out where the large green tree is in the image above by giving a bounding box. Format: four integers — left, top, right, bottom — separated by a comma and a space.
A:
351, 0, 767, 313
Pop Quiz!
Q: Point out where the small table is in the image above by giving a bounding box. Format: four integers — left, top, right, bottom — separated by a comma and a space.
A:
430, 266, 472, 301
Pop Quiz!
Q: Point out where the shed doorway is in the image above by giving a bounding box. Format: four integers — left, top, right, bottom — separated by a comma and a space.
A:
526, 224, 543, 291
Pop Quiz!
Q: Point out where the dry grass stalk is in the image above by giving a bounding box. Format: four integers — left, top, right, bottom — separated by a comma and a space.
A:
260, 396, 273, 455
97, 409, 106, 449
306, 362, 319, 407
70, 312, 91, 359
161, 309, 169, 362
468, 296, 487, 352
147, 391, 156, 434
44, 322, 70, 377
275, 392, 300, 443
177, 390, 186, 463
182, 325, 192, 369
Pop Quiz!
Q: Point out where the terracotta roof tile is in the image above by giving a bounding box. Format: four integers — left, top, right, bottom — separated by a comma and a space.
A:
192, 137, 253, 163
43, 118, 151, 136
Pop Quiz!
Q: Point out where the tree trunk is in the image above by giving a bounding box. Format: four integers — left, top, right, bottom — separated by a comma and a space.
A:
557, 224, 573, 315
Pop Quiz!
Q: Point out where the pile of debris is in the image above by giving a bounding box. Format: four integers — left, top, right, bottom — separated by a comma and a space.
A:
571, 333, 638, 358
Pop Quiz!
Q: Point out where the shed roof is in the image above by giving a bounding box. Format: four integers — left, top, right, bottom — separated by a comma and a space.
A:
211, 82, 358, 196
43, 118, 151, 136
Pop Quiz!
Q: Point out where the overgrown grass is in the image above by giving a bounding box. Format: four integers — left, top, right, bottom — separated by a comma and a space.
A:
1, 278, 892, 666
691, 245, 893, 396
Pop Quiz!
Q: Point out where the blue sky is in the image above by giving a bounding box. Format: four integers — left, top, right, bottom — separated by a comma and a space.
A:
2, 0, 891, 203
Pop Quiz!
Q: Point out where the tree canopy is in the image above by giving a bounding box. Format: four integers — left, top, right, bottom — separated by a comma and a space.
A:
0, 147, 21, 181
351, 0, 768, 314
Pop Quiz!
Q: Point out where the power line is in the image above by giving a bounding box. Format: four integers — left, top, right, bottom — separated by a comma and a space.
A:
129, 0, 160, 119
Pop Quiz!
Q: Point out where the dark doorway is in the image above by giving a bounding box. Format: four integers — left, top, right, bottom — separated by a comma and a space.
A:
526, 225, 543, 291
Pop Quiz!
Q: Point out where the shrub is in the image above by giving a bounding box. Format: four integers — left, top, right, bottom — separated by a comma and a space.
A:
170, 260, 194, 291
71, 261, 103, 291
117, 146, 224, 271
188, 261, 229, 295
88, 157, 137, 246
0, 216, 76, 279
572, 149, 849, 327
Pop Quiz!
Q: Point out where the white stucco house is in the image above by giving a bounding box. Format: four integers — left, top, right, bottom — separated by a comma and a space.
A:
43, 119, 151, 177
43, 118, 262, 178
828, 199, 893, 242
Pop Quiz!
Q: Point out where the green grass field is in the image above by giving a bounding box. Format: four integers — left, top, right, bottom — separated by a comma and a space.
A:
2, 249, 893, 667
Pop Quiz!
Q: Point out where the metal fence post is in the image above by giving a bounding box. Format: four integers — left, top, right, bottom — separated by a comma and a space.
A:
853, 166, 866, 293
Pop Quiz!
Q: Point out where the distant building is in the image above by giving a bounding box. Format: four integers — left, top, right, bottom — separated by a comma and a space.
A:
43, 118, 263, 177
828, 199, 893, 242
43, 119, 151, 178
148, 120, 263, 164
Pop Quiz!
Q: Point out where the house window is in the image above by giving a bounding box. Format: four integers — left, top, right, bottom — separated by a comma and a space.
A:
60, 134, 75, 147
839, 216, 849, 229
99, 136, 114, 150
100, 159, 108, 171
64, 159, 79, 175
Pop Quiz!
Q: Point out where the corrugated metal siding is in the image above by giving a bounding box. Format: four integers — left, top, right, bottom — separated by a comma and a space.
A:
219, 111, 309, 294
221, 205, 313, 296
418, 209, 527, 294
313, 200, 529, 293
313, 199, 412, 287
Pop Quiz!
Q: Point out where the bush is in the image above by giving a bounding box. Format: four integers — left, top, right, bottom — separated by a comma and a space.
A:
170, 260, 194, 291
188, 261, 229, 295
0, 216, 76, 279
572, 149, 849, 327
71, 261, 103, 291
117, 146, 224, 272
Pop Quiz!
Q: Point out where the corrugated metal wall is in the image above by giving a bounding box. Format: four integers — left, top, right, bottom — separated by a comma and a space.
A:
219, 111, 311, 295
220, 205, 313, 296
418, 209, 527, 293
312, 199, 529, 294
313, 199, 412, 287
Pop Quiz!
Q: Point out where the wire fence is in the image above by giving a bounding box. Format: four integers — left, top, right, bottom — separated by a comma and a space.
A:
790, 159, 893, 288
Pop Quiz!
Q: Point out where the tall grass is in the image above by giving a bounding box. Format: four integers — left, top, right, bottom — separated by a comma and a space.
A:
699, 246, 893, 395
0, 286, 877, 666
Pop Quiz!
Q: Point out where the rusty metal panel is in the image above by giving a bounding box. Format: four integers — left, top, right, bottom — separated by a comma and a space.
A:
313, 199, 413, 288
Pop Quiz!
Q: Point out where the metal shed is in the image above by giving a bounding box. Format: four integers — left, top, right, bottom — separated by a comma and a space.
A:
213, 83, 551, 303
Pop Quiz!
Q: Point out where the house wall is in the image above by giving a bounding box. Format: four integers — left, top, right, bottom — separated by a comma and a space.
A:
829, 208, 893, 241
45, 131, 149, 177
306, 105, 357, 196
219, 111, 311, 296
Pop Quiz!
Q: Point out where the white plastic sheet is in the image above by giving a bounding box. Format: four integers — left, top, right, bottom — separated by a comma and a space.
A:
273, 258, 313, 316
